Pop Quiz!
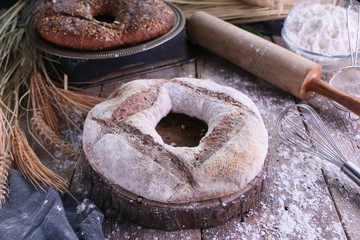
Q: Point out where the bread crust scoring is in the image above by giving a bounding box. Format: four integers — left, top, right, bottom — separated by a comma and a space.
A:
83, 78, 268, 203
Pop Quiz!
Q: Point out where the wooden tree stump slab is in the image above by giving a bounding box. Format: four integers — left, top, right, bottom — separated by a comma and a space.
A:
89, 155, 269, 231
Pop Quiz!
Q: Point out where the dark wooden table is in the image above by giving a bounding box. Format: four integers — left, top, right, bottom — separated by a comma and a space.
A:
40, 37, 360, 239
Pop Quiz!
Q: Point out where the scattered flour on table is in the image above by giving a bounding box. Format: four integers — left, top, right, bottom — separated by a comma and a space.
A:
285, 2, 359, 55
202, 144, 346, 240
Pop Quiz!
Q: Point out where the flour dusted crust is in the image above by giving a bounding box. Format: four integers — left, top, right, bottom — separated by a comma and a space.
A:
83, 78, 268, 203
36, 0, 174, 50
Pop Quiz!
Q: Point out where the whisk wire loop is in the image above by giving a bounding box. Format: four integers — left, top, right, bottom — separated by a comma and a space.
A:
276, 104, 346, 168
277, 104, 360, 187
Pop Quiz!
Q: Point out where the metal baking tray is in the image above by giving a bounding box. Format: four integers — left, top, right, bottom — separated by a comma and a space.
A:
26, 2, 196, 87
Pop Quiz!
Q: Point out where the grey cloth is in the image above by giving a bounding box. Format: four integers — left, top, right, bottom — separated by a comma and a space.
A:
0, 170, 105, 240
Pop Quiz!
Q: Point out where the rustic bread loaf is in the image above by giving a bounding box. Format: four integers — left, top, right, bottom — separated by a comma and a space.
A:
36, 0, 174, 50
83, 78, 268, 203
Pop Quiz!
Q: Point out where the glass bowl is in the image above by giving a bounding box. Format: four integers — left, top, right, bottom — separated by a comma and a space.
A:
281, 0, 358, 74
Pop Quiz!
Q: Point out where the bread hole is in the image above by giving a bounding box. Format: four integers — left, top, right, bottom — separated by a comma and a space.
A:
94, 14, 115, 23
156, 113, 208, 147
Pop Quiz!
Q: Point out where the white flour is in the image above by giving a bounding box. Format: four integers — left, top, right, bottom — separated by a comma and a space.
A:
285, 2, 359, 56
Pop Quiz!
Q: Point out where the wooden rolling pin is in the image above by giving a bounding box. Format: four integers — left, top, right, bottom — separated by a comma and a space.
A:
187, 11, 360, 116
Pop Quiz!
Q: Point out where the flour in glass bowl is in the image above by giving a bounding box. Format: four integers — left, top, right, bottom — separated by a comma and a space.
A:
284, 2, 359, 56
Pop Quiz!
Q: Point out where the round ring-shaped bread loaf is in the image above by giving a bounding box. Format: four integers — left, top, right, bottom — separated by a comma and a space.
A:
36, 0, 174, 50
83, 78, 268, 203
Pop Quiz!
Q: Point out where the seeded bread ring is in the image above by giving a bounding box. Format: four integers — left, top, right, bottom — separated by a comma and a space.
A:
36, 0, 174, 50
83, 78, 268, 204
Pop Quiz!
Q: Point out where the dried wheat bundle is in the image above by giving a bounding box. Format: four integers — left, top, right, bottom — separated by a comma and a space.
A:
0, 0, 30, 204
0, 108, 12, 208
31, 73, 59, 135
0, 1, 30, 97
30, 72, 78, 155
10, 124, 68, 193
168, 0, 297, 23
48, 86, 104, 115
1, 1, 74, 196
31, 111, 77, 156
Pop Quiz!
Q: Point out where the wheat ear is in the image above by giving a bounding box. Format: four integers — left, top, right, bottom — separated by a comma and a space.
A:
10, 124, 68, 193
31, 73, 59, 135
0, 152, 12, 208
0, 108, 12, 208
31, 111, 77, 156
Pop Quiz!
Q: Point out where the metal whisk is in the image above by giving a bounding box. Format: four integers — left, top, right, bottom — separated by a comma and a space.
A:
276, 104, 360, 187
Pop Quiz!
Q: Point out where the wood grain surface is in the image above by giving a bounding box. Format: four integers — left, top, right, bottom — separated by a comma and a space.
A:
36, 41, 360, 239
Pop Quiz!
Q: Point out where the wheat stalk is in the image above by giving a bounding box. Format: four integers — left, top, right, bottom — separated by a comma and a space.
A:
30, 73, 79, 155
10, 123, 68, 193
0, 152, 12, 208
0, 1, 78, 197
168, 0, 296, 23
0, 108, 12, 208
0, 107, 8, 159
31, 73, 59, 135
48, 86, 104, 116
31, 111, 77, 156
0, 1, 36, 103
